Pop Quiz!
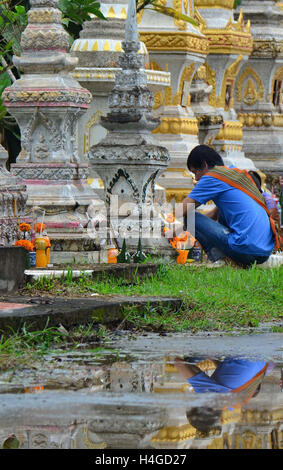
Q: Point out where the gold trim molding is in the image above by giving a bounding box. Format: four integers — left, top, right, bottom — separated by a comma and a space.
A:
139, 31, 209, 54
166, 188, 190, 203
152, 117, 199, 135
215, 121, 243, 141
238, 113, 283, 128
194, 0, 234, 8
195, 9, 253, 55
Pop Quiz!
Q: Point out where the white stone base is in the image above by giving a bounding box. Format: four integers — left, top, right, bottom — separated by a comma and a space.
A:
259, 253, 283, 268
50, 250, 101, 265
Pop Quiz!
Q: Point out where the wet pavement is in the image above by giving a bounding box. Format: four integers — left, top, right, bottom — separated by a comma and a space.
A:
0, 330, 282, 449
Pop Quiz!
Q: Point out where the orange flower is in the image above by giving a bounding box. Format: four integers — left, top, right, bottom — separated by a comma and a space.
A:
35, 223, 45, 233
176, 250, 189, 264
165, 214, 175, 223
19, 223, 31, 232
15, 240, 34, 251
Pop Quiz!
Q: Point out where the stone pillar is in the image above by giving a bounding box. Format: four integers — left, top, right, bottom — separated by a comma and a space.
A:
194, 0, 256, 170
88, 0, 170, 252
2, 0, 100, 261
0, 144, 28, 246
138, 0, 209, 203
234, 0, 283, 186
70, 0, 171, 204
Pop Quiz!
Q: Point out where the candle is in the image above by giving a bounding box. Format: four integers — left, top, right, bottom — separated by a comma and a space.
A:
166, 64, 168, 72
14, 199, 17, 217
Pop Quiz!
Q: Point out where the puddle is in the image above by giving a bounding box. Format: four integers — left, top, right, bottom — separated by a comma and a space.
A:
0, 332, 282, 449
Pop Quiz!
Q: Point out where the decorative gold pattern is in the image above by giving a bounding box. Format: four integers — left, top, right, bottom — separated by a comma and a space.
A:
238, 113, 283, 128
215, 121, 243, 141
21, 29, 70, 51
28, 9, 61, 23
139, 31, 209, 54
236, 66, 264, 103
152, 423, 197, 442
73, 68, 170, 86
243, 79, 258, 106
195, 8, 253, 55
271, 66, 283, 104
153, 91, 164, 109
2, 88, 92, 105
172, 64, 195, 105
252, 39, 283, 58
152, 117, 199, 135
205, 63, 217, 107
217, 55, 243, 109
204, 29, 253, 55
166, 188, 191, 203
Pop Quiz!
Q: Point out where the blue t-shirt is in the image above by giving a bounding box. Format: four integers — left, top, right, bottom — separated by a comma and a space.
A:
189, 175, 274, 256
187, 359, 267, 394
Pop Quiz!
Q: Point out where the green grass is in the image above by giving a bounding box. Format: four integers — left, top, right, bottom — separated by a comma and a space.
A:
0, 321, 112, 371
23, 264, 283, 332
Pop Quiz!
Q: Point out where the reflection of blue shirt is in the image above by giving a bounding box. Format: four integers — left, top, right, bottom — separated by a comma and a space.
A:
189, 175, 274, 256
188, 359, 267, 393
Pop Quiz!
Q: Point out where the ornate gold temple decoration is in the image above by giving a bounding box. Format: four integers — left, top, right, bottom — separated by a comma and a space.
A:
240, 408, 283, 424
195, 8, 253, 55
271, 66, 283, 103
236, 66, 264, 103
166, 188, 191, 203
152, 423, 197, 443
164, 86, 173, 105
252, 39, 283, 58
217, 55, 243, 109
243, 79, 258, 106
165, 358, 216, 373
2, 88, 92, 106
205, 63, 217, 107
172, 63, 195, 105
139, 31, 209, 54
153, 91, 164, 109
28, 9, 61, 23
152, 117, 199, 135
21, 29, 70, 50
194, 0, 234, 8
215, 121, 243, 141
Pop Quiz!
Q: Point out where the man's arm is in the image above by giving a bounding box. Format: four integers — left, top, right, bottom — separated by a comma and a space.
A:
182, 196, 200, 217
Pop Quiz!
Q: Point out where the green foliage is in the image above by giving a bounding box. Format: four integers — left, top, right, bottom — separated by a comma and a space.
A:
234, 0, 242, 8
59, 0, 106, 39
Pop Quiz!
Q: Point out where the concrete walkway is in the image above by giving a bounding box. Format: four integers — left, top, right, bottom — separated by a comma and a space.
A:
0, 295, 182, 333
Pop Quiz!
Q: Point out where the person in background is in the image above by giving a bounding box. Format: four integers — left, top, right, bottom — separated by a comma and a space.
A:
249, 170, 283, 248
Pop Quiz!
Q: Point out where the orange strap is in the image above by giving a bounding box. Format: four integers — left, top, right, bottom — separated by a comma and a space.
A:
231, 363, 268, 394
206, 168, 280, 251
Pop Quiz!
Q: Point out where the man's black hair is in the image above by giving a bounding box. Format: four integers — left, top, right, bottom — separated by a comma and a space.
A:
187, 145, 224, 171
249, 171, 263, 193
186, 406, 222, 433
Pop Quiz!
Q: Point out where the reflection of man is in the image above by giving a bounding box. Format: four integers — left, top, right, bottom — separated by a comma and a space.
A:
174, 356, 272, 395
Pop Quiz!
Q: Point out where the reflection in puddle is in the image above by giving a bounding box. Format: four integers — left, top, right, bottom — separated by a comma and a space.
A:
0, 347, 282, 449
